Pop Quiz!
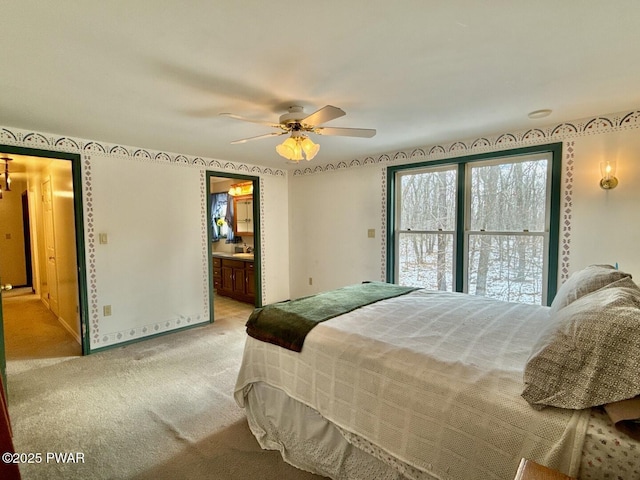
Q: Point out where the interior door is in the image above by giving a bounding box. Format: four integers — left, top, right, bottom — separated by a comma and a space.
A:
42, 177, 59, 315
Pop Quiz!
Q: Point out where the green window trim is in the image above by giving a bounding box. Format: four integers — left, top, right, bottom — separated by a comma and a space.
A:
386, 142, 563, 306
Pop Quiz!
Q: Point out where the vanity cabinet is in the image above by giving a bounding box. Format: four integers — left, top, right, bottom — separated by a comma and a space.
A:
213, 256, 255, 304
233, 195, 253, 235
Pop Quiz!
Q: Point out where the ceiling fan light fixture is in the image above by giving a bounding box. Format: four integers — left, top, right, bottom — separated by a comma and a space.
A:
276, 134, 319, 162
224, 104, 375, 163
276, 136, 304, 162
301, 137, 320, 160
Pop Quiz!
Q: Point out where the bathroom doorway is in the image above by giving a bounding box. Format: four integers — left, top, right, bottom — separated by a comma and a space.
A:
206, 172, 261, 324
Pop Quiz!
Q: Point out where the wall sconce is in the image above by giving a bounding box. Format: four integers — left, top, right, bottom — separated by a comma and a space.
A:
599, 160, 619, 190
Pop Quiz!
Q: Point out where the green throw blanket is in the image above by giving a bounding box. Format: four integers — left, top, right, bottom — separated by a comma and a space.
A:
246, 282, 419, 352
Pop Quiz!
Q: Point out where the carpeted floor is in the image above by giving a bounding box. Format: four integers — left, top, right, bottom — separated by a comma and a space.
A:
3, 293, 326, 480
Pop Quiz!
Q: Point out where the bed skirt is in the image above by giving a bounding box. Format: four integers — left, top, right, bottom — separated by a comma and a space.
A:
244, 381, 432, 480
242, 382, 640, 480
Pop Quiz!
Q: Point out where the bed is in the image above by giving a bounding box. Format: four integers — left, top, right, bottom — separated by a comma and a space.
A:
234, 266, 640, 480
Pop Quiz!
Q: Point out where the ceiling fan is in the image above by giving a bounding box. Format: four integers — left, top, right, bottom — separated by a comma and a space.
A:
219, 105, 376, 162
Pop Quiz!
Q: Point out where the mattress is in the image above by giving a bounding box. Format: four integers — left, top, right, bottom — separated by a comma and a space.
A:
235, 290, 593, 479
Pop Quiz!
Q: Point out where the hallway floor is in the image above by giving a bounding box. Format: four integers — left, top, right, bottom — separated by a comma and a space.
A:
3, 293, 81, 361
2, 291, 254, 371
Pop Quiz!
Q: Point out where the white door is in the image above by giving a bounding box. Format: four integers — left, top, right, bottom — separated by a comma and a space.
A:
42, 178, 59, 316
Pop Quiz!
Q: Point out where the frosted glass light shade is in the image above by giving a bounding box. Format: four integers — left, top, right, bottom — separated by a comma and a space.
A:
301, 137, 320, 160
276, 135, 316, 162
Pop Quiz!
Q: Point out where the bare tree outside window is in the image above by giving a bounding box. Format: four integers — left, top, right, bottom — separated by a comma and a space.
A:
395, 154, 551, 305
398, 167, 456, 291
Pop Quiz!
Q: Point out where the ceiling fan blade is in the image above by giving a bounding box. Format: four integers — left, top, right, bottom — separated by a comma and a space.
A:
301, 105, 346, 127
314, 126, 377, 138
219, 112, 281, 129
230, 132, 287, 144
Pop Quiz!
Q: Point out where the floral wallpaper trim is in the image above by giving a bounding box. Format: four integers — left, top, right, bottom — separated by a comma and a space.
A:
560, 142, 575, 283
0, 125, 287, 177
291, 109, 640, 176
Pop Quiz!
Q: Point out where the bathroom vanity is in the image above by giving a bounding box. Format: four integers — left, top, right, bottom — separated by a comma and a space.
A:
212, 253, 255, 304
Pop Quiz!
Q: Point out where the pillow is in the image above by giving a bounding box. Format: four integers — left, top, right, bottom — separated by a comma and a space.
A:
549, 264, 632, 314
522, 277, 640, 410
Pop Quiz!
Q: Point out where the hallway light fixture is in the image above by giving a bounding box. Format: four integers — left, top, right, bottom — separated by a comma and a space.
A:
0, 156, 12, 199
275, 130, 320, 162
599, 160, 619, 190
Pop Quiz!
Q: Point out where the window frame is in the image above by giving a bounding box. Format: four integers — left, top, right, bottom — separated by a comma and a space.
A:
386, 143, 563, 305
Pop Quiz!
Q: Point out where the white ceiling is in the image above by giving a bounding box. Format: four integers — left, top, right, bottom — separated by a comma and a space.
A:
2, 1, 640, 170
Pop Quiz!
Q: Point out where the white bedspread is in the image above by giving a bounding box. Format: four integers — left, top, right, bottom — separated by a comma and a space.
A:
235, 290, 589, 480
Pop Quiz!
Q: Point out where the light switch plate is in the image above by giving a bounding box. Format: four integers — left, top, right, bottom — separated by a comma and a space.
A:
99, 233, 108, 244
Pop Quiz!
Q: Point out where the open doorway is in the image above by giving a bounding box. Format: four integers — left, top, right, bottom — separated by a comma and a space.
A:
0, 146, 88, 373
207, 172, 261, 324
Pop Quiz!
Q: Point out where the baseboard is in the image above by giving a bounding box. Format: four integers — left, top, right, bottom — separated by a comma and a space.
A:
57, 315, 82, 345
37, 297, 82, 345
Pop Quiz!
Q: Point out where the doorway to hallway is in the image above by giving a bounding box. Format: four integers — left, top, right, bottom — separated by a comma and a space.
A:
0, 145, 88, 389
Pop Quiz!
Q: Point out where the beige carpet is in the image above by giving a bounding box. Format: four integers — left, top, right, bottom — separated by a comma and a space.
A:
4, 294, 326, 480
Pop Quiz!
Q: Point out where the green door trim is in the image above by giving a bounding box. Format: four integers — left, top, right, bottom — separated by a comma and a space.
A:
0, 144, 90, 354
206, 171, 262, 322
0, 286, 6, 397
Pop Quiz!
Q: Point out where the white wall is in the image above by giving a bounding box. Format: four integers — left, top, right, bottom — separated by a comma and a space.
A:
89, 154, 207, 345
289, 166, 384, 298
261, 174, 290, 303
567, 129, 640, 275
82, 151, 291, 349
289, 111, 640, 299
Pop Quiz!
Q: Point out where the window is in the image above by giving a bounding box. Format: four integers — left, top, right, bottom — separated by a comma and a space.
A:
211, 192, 229, 240
388, 144, 562, 305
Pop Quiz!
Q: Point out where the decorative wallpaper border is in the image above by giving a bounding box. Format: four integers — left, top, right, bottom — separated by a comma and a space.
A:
292, 109, 640, 176
560, 142, 576, 283
82, 157, 100, 345
0, 126, 287, 178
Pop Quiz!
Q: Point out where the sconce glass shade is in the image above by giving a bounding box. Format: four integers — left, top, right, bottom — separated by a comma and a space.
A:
599, 160, 619, 190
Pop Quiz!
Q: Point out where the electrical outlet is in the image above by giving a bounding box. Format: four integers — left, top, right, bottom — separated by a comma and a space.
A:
367, 229, 375, 238
103, 305, 112, 316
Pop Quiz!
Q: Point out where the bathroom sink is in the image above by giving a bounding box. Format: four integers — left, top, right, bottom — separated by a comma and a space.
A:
232, 253, 254, 259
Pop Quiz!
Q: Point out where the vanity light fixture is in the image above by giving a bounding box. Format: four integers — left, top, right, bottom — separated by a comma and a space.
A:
228, 181, 253, 197
599, 160, 619, 190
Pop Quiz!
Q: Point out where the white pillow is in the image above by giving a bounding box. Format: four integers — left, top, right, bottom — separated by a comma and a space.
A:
550, 264, 631, 314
